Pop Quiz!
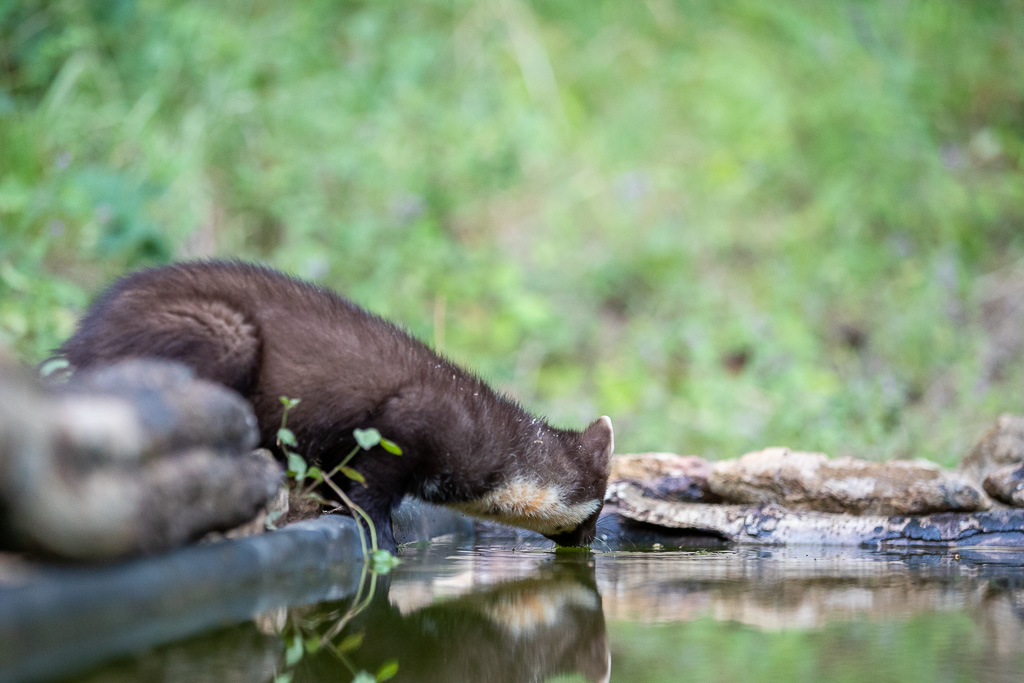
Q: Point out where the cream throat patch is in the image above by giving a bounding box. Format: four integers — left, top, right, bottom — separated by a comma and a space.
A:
448, 477, 602, 535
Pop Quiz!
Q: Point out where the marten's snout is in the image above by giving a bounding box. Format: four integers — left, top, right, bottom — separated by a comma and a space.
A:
544, 505, 603, 547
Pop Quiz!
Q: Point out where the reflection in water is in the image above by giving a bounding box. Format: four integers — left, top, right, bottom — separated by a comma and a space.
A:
598, 547, 1024, 630
598, 547, 1024, 682
271, 551, 610, 683
58, 543, 1024, 683
67, 625, 280, 683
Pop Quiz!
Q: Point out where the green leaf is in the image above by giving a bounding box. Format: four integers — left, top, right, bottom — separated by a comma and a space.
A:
304, 636, 321, 654
285, 635, 304, 666
274, 673, 293, 683
306, 466, 323, 483
277, 428, 298, 447
340, 466, 366, 486
370, 549, 400, 573
279, 396, 302, 409
287, 453, 307, 481
380, 438, 403, 455
336, 632, 364, 653
353, 428, 381, 450
39, 357, 69, 378
376, 660, 399, 681
352, 671, 376, 683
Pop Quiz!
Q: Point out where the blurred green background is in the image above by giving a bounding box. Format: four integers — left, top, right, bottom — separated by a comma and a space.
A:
2, 0, 1023, 464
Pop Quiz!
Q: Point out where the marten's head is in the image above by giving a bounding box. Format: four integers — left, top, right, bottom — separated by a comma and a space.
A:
540, 415, 614, 547
452, 416, 614, 547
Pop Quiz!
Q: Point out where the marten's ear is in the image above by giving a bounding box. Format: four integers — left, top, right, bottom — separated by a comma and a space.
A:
582, 415, 614, 467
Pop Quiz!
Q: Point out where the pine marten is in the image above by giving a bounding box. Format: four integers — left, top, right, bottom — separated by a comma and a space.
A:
58, 261, 613, 551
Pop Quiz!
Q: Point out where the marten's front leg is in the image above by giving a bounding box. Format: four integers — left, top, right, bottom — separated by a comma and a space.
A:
340, 480, 400, 554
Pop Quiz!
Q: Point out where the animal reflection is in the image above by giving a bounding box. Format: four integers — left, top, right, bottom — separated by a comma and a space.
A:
273, 560, 609, 683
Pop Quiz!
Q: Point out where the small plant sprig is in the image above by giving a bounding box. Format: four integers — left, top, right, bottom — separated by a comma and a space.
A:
275, 396, 402, 571
272, 567, 399, 683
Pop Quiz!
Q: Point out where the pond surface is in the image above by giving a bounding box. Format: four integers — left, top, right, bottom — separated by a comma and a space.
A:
60, 539, 1024, 683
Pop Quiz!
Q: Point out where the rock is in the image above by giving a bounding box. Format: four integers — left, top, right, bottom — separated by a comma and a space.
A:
614, 482, 1024, 548
708, 447, 989, 515
61, 359, 260, 459
392, 497, 476, 545
983, 464, 1024, 507
608, 453, 720, 503
610, 452, 706, 481
0, 357, 283, 560
959, 414, 1024, 485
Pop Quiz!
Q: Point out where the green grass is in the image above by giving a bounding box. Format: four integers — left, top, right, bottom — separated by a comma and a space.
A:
3, 0, 1024, 465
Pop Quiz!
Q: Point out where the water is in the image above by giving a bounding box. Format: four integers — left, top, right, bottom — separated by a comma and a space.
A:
57, 540, 1024, 683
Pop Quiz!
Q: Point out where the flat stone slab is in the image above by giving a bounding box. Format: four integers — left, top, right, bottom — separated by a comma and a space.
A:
613, 482, 1024, 548
0, 515, 364, 682
393, 497, 475, 543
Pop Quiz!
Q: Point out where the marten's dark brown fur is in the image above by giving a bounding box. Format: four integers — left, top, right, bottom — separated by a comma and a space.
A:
58, 261, 613, 551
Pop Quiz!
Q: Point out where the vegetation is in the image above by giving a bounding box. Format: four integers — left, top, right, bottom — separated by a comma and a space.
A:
274, 395, 401, 570
3, 1, 1024, 464
272, 574, 399, 683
